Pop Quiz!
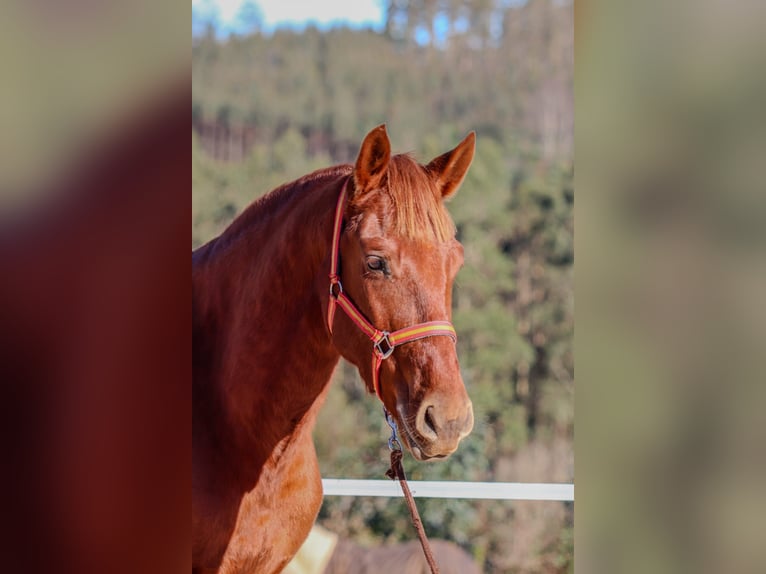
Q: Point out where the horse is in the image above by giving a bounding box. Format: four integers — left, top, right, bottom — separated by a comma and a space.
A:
192, 125, 476, 574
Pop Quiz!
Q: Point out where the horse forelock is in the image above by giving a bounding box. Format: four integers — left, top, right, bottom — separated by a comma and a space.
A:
351, 154, 454, 243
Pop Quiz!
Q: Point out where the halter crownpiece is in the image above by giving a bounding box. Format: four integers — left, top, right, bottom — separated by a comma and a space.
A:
327, 177, 457, 402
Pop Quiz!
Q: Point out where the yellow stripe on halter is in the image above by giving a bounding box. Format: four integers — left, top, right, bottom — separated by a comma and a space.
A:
391, 323, 456, 343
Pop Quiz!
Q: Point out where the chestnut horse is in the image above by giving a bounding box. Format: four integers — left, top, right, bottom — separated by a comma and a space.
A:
192, 126, 475, 574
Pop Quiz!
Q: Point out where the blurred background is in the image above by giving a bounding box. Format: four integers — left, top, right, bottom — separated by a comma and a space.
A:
192, 1, 574, 573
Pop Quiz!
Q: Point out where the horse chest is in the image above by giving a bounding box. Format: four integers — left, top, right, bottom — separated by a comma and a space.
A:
214, 435, 324, 574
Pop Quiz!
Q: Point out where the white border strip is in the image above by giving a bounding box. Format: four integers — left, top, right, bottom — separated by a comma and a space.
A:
322, 479, 574, 501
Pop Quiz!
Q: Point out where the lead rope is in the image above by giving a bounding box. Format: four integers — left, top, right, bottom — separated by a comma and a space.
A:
383, 409, 441, 574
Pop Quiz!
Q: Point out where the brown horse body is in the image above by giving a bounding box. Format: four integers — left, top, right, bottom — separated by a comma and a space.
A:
193, 126, 475, 574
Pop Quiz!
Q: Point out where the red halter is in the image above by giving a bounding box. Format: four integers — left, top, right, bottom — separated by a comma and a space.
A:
327, 178, 457, 402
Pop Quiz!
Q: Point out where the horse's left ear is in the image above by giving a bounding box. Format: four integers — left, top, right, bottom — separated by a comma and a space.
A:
352, 124, 391, 200
426, 131, 476, 200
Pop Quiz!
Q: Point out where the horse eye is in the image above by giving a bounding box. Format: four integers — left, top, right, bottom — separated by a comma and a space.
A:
366, 256, 386, 273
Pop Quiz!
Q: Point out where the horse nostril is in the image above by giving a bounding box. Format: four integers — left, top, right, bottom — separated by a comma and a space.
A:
424, 406, 437, 435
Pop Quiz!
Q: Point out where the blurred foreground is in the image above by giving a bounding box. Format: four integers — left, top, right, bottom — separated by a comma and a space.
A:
0, 2, 188, 573
577, 1, 766, 573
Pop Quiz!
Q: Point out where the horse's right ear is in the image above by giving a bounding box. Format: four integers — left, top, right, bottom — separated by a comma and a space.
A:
352, 124, 391, 200
426, 131, 476, 200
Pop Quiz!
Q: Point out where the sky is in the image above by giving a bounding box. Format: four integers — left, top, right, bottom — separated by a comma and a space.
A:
192, 0, 385, 35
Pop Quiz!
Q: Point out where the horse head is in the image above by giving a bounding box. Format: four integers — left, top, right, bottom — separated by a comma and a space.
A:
331, 125, 475, 461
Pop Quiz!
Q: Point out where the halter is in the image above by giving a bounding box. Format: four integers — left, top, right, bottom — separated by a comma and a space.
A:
327, 178, 457, 402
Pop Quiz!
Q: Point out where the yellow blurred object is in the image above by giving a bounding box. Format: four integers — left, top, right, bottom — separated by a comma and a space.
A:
283, 526, 339, 574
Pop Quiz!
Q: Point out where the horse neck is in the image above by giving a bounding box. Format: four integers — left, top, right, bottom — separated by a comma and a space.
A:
193, 171, 349, 468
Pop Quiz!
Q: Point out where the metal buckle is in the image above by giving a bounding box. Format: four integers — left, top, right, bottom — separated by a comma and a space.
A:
329, 280, 343, 299
374, 332, 394, 359
384, 407, 402, 452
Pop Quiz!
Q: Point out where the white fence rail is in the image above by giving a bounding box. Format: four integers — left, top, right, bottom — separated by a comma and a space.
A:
321, 479, 574, 501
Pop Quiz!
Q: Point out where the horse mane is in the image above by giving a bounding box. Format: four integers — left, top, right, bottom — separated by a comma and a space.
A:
221, 153, 454, 246
224, 164, 353, 238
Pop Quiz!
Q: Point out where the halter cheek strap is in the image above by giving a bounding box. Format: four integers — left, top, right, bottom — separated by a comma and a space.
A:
327, 178, 457, 402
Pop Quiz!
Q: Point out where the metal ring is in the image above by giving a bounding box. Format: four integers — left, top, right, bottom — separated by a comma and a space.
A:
329, 280, 343, 299
374, 332, 394, 359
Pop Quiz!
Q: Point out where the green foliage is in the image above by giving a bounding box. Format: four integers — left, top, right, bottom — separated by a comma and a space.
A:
193, 2, 573, 572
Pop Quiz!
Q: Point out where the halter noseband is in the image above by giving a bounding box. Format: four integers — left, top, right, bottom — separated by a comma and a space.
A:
327, 178, 457, 402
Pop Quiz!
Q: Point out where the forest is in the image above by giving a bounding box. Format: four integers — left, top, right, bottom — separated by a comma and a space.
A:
192, 1, 573, 572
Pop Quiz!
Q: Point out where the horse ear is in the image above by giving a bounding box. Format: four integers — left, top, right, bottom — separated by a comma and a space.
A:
426, 131, 476, 200
352, 124, 391, 199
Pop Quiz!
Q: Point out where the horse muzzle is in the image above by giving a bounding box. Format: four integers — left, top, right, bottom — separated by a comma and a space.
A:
397, 396, 474, 461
